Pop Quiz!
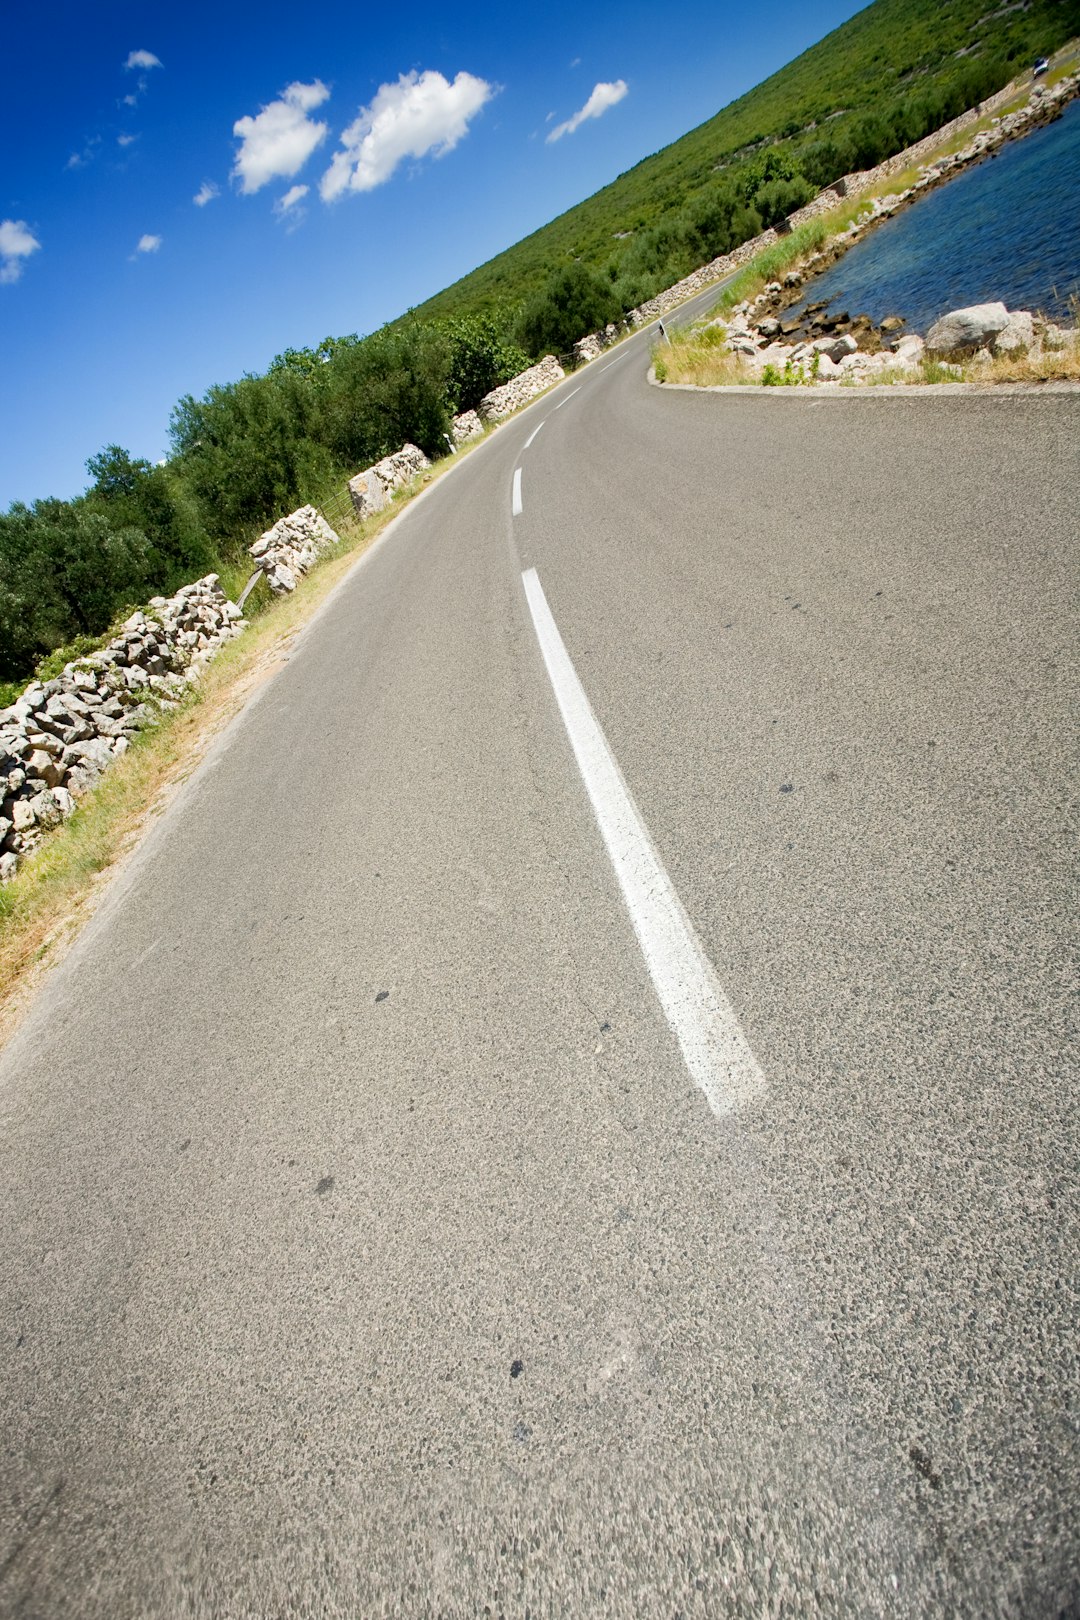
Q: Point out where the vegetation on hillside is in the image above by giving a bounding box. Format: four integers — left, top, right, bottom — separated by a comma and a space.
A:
414, 0, 1078, 324
3, 0, 1076, 688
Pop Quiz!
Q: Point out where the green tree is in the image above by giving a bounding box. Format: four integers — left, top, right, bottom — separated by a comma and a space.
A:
85, 445, 216, 588
0, 499, 151, 679
317, 322, 452, 467
170, 371, 337, 542
440, 314, 530, 413
514, 264, 621, 359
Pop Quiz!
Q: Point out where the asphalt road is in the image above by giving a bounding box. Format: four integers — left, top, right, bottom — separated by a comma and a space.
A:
1, 308, 1078, 1618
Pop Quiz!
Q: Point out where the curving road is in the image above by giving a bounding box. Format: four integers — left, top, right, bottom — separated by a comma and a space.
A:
1, 304, 1078, 1617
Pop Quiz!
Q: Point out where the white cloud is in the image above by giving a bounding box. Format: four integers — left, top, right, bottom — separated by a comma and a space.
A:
133, 234, 162, 255
275, 184, 309, 214
66, 135, 101, 170
117, 132, 138, 148
320, 69, 493, 201
232, 80, 330, 195
0, 219, 41, 285
547, 79, 628, 143
124, 50, 161, 71
193, 180, 220, 207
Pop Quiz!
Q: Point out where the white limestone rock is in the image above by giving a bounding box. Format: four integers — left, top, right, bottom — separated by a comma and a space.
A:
926, 302, 1010, 356
893, 334, 926, 367
994, 310, 1035, 355
814, 333, 858, 362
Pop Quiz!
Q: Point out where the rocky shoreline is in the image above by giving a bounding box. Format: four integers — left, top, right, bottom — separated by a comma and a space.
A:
715, 287, 1074, 384
677, 68, 1080, 386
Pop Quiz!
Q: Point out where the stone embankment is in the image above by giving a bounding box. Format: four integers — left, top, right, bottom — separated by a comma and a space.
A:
249, 444, 436, 600
0, 577, 244, 881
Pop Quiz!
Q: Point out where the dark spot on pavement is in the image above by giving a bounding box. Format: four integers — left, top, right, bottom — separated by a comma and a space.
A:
600, 1022, 611, 1033
512, 1421, 532, 1443
615, 1205, 632, 1225
510, 1359, 524, 1380
909, 1444, 942, 1490
779, 783, 794, 793
375, 990, 389, 1003
179, 1139, 191, 1152
316, 1176, 335, 1197
792, 603, 801, 610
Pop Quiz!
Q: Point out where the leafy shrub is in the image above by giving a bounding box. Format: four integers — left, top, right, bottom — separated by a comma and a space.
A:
0, 501, 152, 679
515, 265, 622, 358
440, 314, 530, 413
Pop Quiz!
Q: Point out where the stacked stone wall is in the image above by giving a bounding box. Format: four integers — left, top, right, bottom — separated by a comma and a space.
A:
0, 576, 244, 881
478, 356, 566, 420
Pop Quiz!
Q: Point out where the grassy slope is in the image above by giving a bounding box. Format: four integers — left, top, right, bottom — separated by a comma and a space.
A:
411, 0, 1078, 321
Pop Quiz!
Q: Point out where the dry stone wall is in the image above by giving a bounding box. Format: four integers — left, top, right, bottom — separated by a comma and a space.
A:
348, 443, 431, 520
451, 409, 484, 446
250, 505, 341, 596
478, 356, 565, 421
0, 576, 244, 882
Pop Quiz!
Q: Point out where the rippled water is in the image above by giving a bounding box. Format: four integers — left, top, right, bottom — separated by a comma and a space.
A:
787, 94, 1080, 333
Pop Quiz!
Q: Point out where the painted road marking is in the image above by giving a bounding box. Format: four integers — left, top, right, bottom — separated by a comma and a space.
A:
597, 352, 631, 373
524, 420, 545, 449
521, 567, 764, 1118
512, 468, 523, 516
553, 386, 582, 410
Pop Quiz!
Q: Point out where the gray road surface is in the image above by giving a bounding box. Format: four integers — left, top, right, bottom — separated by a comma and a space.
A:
1, 312, 1078, 1618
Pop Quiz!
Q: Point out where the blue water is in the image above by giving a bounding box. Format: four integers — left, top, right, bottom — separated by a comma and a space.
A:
788, 94, 1080, 332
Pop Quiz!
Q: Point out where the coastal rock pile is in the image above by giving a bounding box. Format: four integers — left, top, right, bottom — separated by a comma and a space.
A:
0, 575, 244, 881
478, 356, 565, 421
348, 443, 431, 520
708, 292, 1070, 385
250, 504, 341, 595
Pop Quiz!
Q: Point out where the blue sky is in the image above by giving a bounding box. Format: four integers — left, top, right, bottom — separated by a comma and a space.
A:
1, 0, 865, 506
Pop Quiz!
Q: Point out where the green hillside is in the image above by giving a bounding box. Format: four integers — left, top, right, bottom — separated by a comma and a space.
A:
412, 0, 1079, 323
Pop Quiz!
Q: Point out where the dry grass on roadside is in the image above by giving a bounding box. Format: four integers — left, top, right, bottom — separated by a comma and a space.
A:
976, 333, 1080, 382
654, 324, 752, 387
0, 455, 466, 1047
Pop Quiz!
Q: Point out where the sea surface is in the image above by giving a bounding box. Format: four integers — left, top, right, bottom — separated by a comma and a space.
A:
786, 94, 1080, 333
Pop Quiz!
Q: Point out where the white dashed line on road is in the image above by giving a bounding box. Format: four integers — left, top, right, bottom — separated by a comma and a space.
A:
522, 566, 765, 1119
512, 467, 523, 516
524, 420, 545, 449
553, 386, 582, 410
